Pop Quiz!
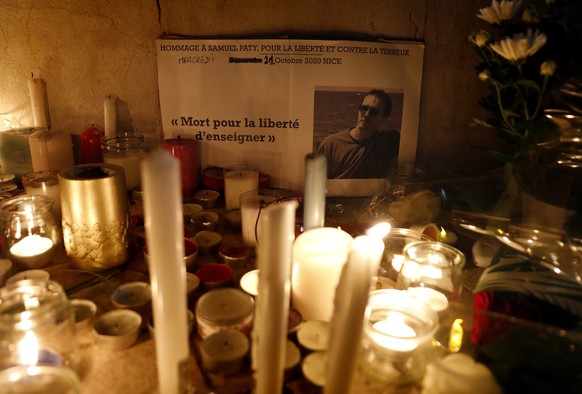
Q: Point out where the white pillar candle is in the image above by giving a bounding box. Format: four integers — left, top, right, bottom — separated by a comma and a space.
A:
142, 149, 189, 394
291, 227, 353, 322
103, 95, 118, 138
223, 165, 259, 211
27, 74, 50, 128
303, 153, 327, 231
28, 130, 74, 173
252, 199, 298, 394
325, 235, 385, 394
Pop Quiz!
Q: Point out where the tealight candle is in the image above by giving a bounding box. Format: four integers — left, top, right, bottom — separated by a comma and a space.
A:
223, 164, 259, 211
191, 211, 219, 232
219, 243, 252, 269
202, 166, 224, 190
406, 286, 449, 313
93, 309, 142, 351
10, 235, 54, 268
201, 330, 250, 375
239, 269, 259, 297
194, 263, 233, 291
193, 189, 220, 208
296, 320, 330, 351
193, 231, 222, 255
195, 288, 254, 339
110, 281, 152, 320
302, 351, 327, 387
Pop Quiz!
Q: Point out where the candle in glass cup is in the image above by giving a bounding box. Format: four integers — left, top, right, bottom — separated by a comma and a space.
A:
223, 164, 259, 211
240, 189, 281, 247
102, 133, 146, 190
397, 241, 466, 306
357, 289, 438, 386
22, 170, 61, 219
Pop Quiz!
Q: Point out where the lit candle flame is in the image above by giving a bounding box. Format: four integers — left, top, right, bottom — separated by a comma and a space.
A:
18, 330, 39, 365
366, 222, 391, 239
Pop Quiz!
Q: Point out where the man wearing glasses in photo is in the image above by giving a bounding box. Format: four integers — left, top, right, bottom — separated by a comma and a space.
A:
317, 89, 400, 179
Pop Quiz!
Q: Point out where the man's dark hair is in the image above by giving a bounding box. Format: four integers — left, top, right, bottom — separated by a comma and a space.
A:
365, 89, 392, 119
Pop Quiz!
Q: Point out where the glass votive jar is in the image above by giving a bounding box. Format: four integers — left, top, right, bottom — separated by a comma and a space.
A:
356, 289, 438, 388
223, 164, 259, 211
0, 365, 81, 393
101, 133, 146, 191
379, 228, 434, 282
240, 189, 283, 246
22, 171, 61, 220
396, 241, 466, 311
0, 195, 60, 270
195, 288, 254, 339
0, 279, 79, 372
384, 162, 428, 202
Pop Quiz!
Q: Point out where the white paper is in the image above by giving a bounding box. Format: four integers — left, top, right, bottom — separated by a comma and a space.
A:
157, 38, 424, 196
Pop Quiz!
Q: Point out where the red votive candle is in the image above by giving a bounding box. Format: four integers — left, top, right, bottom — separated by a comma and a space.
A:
162, 137, 199, 197
202, 166, 224, 190
80, 126, 104, 163
195, 263, 234, 291
219, 243, 252, 269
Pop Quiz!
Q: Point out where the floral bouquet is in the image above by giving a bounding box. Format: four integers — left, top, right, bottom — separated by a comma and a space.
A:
470, 0, 582, 166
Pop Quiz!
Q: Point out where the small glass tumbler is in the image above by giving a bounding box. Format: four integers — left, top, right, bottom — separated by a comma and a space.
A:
396, 241, 466, 313
354, 289, 438, 389
384, 162, 428, 202
22, 170, 62, 220
379, 228, 434, 282
0, 195, 60, 270
223, 164, 259, 211
0, 279, 79, 372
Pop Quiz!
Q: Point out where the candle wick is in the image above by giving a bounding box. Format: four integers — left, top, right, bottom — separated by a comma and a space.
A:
178, 135, 181, 143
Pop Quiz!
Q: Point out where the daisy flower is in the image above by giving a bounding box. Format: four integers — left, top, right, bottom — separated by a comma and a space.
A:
477, 0, 523, 25
489, 29, 547, 63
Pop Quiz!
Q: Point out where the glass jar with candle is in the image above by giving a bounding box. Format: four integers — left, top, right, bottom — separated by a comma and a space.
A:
101, 133, 147, 190
353, 289, 438, 390
22, 171, 62, 220
396, 241, 466, 310
0, 279, 79, 372
0, 195, 60, 270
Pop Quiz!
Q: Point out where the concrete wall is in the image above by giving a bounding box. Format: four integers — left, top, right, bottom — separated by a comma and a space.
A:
0, 0, 500, 178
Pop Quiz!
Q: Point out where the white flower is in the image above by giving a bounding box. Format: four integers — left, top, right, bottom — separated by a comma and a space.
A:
540, 60, 557, 76
478, 0, 523, 25
490, 29, 547, 63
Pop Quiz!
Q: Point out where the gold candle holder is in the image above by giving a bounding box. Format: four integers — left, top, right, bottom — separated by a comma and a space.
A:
59, 164, 130, 271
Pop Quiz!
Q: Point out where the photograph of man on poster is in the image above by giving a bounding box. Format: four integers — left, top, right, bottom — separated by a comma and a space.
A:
314, 88, 402, 179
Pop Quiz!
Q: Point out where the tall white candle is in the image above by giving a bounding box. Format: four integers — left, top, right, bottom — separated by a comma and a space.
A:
223, 165, 259, 211
142, 149, 189, 394
303, 153, 326, 231
28, 130, 74, 172
104, 95, 118, 138
324, 235, 384, 394
252, 200, 298, 394
291, 227, 353, 321
27, 74, 50, 128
